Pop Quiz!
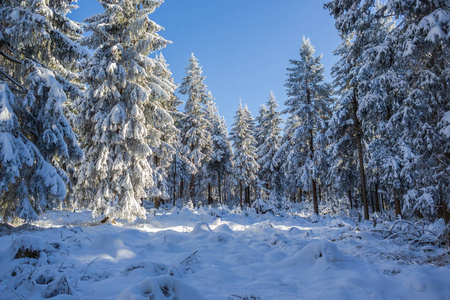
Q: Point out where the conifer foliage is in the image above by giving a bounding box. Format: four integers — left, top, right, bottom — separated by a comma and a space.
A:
280, 38, 332, 215
75, 0, 176, 222
0, 0, 85, 221
230, 102, 259, 207
178, 54, 213, 201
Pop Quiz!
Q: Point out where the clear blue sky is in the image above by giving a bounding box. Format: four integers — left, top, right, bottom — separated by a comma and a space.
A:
70, 0, 341, 128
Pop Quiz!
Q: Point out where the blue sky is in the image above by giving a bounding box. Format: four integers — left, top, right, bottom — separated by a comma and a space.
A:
70, 0, 341, 127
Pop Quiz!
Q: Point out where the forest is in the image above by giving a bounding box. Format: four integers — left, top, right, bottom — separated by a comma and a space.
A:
0, 0, 449, 299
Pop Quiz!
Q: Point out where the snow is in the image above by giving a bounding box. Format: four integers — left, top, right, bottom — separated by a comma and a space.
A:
0, 208, 449, 299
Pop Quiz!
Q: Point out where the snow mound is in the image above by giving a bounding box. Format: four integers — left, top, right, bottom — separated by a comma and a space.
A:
213, 223, 233, 234
278, 240, 348, 268
190, 222, 212, 235
117, 275, 207, 300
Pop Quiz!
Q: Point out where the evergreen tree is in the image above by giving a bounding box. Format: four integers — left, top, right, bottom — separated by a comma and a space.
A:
148, 53, 180, 208
256, 91, 283, 197
178, 54, 213, 201
281, 38, 332, 215
203, 93, 233, 205
325, 0, 378, 219
75, 0, 175, 222
0, 0, 85, 221
230, 102, 259, 207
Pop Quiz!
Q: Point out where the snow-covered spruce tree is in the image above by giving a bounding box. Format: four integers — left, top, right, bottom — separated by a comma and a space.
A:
0, 0, 85, 221
325, 0, 379, 220
203, 92, 233, 205
75, 0, 175, 222
148, 53, 180, 208
280, 38, 332, 215
256, 91, 283, 199
230, 102, 259, 207
178, 54, 213, 202
376, 0, 449, 222
357, 3, 410, 216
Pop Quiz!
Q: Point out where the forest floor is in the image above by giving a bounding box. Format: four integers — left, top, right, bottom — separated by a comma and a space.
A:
0, 206, 449, 299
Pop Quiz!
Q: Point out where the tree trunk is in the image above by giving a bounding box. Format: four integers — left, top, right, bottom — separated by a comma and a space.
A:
218, 170, 222, 204
208, 183, 212, 205
173, 159, 177, 206
189, 175, 195, 200
179, 180, 184, 199
318, 186, 322, 202
245, 186, 250, 206
239, 180, 243, 208
299, 189, 303, 202
393, 189, 402, 218
348, 190, 353, 209
312, 179, 319, 215
370, 190, 375, 213
374, 184, 380, 212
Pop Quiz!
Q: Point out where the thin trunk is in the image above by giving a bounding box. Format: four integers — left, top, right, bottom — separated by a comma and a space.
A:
393, 189, 402, 218
179, 180, 184, 199
318, 186, 322, 202
189, 175, 195, 200
208, 183, 212, 205
348, 190, 353, 209
172, 159, 177, 206
239, 180, 243, 208
312, 180, 319, 215
218, 170, 222, 204
299, 189, 303, 202
352, 88, 369, 220
374, 183, 380, 212
370, 190, 375, 213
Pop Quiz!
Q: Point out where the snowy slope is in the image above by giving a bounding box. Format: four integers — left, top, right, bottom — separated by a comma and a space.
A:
0, 207, 449, 299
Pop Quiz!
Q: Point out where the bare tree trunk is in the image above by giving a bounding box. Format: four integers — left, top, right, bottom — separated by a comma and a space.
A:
189, 175, 195, 200
239, 180, 243, 208
208, 183, 212, 205
173, 159, 177, 206
218, 171, 222, 204
312, 179, 319, 215
374, 184, 380, 212
393, 189, 402, 218
179, 180, 184, 199
370, 190, 375, 213
348, 190, 353, 209
318, 186, 322, 202
443, 201, 450, 225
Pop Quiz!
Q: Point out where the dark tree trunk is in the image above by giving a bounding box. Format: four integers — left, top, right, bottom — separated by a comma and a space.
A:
208, 183, 212, 205
239, 180, 243, 208
370, 190, 375, 213
173, 159, 177, 206
218, 171, 222, 204
374, 184, 380, 212
245, 186, 250, 206
312, 179, 319, 215
179, 180, 184, 199
443, 202, 450, 225
299, 189, 303, 202
348, 190, 353, 209
189, 175, 195, 200
318, 186, 322, 202
393, 189, 402, 218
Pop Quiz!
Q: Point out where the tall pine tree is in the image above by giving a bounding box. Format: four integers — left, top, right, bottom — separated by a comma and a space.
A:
75, 0, 176, 222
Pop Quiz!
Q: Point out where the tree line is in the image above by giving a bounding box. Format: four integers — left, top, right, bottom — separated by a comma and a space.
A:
0, 0, 448, 224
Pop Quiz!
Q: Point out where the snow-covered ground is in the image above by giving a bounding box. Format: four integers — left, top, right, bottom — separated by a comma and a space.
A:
0, 207, 449, 300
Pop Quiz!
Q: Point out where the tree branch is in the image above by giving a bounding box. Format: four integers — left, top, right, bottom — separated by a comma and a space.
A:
0, 49, 22, 64
0, 67, 27, 92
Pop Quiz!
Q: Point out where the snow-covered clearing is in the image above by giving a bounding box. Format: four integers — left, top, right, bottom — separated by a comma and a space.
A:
0, 207, 449, 300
